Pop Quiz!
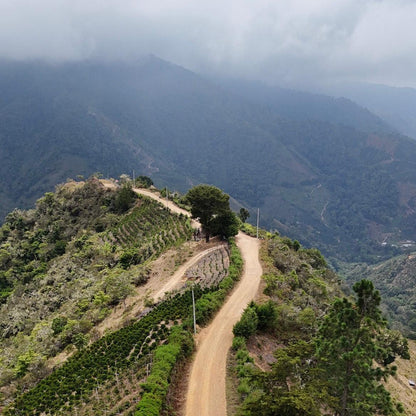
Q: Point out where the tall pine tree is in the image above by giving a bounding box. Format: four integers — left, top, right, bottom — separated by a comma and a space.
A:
316, 280, 408, 416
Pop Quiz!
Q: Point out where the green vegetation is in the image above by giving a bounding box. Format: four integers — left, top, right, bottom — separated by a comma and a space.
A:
238, 208, 250, 223
134, 176, 154, 188
340, 255, 416, 339
231, 235, 409, 416
0, 178, 192, 407
136, 327, 193, 416
4, 232, 242, 415
3, 59, 416, 266
316, 280, 409, 416
4, 290, 199, 415
186, 184, 239, 241
194, 240, 243, 325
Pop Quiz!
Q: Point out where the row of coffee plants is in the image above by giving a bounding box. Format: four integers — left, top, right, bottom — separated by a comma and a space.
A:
4, 290, 206, 415
185, 246, 230, 288
108, 198, 192, 269
133, 239, 243, 415
194, 240, 243, 325
6, 239, 242, 415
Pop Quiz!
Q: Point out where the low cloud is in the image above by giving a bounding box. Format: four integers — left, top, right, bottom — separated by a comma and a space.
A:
0, 0, 415, 87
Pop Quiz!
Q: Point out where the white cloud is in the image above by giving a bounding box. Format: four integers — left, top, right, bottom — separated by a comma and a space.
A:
0, 0, 415, 87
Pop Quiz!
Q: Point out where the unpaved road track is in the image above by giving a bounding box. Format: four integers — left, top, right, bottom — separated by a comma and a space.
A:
133, 187, 200, 228
185, 232, 262, 416
152, 244, 226, 302
135, 187, 263, 414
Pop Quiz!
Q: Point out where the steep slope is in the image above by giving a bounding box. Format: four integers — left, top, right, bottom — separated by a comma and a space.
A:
0, 178, 193, 408
2, 57, 416, 262
228, 235, 411, 415
320, 82, 416, 140
342, 252, 416, 339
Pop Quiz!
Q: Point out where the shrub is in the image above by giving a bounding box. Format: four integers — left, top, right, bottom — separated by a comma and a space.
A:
233, 306, 258, 338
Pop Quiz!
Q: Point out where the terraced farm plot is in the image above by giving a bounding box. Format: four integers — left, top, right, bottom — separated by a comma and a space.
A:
108, 198, 192, 268
185, 246, 230, 288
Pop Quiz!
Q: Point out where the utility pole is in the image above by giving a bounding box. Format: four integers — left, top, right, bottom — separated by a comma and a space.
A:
256, 208, 260, 239
192, 284, 196, 335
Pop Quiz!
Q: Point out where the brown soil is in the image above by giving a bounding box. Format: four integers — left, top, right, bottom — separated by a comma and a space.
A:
185, 233, 262, 416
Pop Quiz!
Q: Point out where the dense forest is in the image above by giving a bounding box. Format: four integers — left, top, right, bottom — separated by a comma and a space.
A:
2, 58, 416, 263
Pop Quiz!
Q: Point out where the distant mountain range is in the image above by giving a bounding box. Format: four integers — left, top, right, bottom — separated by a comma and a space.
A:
318, 82, 416, 140
2, 56, 416, 262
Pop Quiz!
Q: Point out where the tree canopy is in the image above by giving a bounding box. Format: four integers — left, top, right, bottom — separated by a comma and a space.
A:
316, 279, 409, 416
240, 280, 409, 416
186, 184, 239, 241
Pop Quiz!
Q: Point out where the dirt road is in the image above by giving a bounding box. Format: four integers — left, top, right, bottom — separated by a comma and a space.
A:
133, 187, 200, 228
152, 244, 226, 302
185, 232, 262, 416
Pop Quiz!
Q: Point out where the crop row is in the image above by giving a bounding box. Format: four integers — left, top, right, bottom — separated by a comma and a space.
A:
110, 199, 189, 247
185, 246, 230, 288
6, 241, 243, 415
5, 289, 207, 415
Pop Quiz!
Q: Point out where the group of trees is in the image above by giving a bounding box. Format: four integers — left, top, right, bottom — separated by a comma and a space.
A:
238, 280, 409, 416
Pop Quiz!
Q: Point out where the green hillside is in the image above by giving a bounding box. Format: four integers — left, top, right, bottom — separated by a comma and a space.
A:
341, 253, 416, 339
0, 180, 412, 415
2, 58, 416, 262
229, 235, 410, 415
0, 178, 193, 410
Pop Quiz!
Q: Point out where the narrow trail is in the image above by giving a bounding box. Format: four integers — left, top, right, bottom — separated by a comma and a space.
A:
185, 233, 262, 416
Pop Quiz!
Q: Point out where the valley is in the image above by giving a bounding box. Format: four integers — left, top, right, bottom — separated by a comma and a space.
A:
2, 58, 416, 264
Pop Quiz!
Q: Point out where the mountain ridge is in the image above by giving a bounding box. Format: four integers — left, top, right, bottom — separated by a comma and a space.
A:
2, 56, 416, 262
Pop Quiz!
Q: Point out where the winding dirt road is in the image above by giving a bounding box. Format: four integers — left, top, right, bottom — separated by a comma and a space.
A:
185, 232, 262, 416
133, 186, 263, 414
133, 187, 200, 228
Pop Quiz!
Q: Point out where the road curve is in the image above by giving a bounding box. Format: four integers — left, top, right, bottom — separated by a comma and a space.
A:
185, 232, 262, 416
153, 245, 227, 302
133, 187, 200, 228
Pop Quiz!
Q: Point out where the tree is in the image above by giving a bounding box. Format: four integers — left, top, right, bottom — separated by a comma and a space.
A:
186, 184, 237, 241
242, 341, 331, 416
239, 207, 250, 223
241, 281, 408, 416
210, 209, 240, 240
316, 280, 408, 416
135, 175, 153, 188
233, 305, 258, 338
112, 183, 137, 213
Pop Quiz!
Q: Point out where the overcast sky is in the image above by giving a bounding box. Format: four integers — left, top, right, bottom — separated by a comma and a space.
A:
1, 0, 416, 88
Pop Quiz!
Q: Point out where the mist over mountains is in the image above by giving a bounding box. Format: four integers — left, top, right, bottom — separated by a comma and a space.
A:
2, 56, 416, 262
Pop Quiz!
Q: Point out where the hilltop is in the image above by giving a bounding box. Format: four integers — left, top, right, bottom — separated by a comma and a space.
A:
0, 177, 194, 409
0, 179, 414, 415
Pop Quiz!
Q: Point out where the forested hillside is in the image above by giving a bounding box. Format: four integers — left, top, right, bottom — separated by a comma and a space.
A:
342, 253, 416, 339
2, 57, 416, 262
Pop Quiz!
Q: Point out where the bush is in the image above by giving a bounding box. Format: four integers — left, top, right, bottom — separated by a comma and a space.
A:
256, 301, 277, 331
233, 306, 258, 338
232, 336, 246, 351
135, 327, 194, 416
